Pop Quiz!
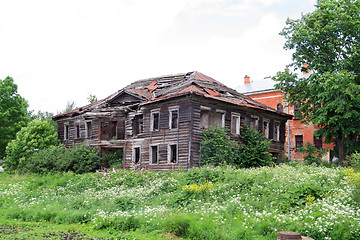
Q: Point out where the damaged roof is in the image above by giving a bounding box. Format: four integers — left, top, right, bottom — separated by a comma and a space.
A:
53, 71, 291, 120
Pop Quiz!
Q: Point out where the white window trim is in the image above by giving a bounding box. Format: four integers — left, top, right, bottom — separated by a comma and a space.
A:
231, 113, 241, 135
75, 122, 81, 139
149, 144, 159, 165
216, 109, 226, 128
150, 109, 160, 132
167, 143, 178, 164
85, 121, 92, 138
274, 121, 280, 142
169, 106, 179, 130
64, 123, 70, 140
132, 146, 141, 164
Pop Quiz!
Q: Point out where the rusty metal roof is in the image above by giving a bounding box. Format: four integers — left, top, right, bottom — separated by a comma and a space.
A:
53, 71, 292, 120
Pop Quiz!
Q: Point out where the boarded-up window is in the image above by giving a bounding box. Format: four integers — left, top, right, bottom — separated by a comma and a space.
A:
64, 125, 69, 140
133, 114, 143, 135
133, 147, 141, 163
200, 108, 224, 129
86, 121, 92, 138
151, 111, 160, 131
250, 117, 259, 131
231, 114, 240, 135
168, 144, 177, 163
150, 145, 158, 164
295, 135, 303, 150
200, 109, 210, 129
263, 120, 269, 138
169, 108, 179, 129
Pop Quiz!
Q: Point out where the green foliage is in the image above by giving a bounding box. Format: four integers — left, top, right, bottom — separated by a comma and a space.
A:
31, 110, 57, 132
200, 126, 236, 166
299, 142, 328, 165
273, 0, 360, 165
87, 93, 98, 103
4, 120, 60, 172
235, 125, 275, 168
0, 76, 30, 158
200, 125, 274, 168
65, 144, 101, 174
101, 150, 123, 169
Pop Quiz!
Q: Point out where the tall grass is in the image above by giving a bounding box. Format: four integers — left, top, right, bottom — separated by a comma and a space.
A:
0, 165, 359, 239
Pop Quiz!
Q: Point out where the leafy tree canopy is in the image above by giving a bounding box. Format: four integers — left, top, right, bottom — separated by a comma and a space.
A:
273, 0, 360, 165
0, 76, 30, 158
4, 120, 60, 172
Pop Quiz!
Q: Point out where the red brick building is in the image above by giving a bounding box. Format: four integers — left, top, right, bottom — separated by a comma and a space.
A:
236, 74, 333, 161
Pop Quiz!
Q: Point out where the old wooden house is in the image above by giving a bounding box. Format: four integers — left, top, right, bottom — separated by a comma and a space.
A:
53, 71, 291, 171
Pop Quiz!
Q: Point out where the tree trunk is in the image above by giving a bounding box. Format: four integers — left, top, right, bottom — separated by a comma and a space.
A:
338, 135, 345, 166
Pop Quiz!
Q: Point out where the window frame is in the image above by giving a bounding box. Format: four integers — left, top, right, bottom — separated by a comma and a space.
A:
295, 135, 303, 151
133, 146, 141, 164
274, 121, 280, 142
167, 143, 178, 164
85, 121, 92, 138
149, 145, 159, 165
169, 106, 179, 130
276, 103, 284, 112
231, 113, 241, 135
150, 109, 160, 132
263, 119, 270, 139
64, 123, 70, 140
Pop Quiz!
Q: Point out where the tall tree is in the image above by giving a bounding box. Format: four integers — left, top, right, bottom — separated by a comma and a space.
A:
273, 0, 360, 165
0, 77, 30, 158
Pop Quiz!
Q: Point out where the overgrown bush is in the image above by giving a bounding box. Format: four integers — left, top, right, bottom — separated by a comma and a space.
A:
200, 126, 236, 166
4, 120, 60, 172
102, 150, 123, 169
235, 125, 274, 168
299, 142, 328, 165
200, 125, 274, 168
25, 144, 101, 174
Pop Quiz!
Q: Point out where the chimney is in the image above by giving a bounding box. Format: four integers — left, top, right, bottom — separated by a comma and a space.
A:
302, 64, 310, 75
244, 75, 250, 84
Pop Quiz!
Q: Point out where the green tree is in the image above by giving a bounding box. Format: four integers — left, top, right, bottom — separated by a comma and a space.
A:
0, 77, 30, 158
273, 0, 360, 165
4, 120, 60, 172
31, 110, 57, 131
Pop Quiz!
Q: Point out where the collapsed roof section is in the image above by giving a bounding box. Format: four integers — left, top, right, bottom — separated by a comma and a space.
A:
53, 71, 291, 120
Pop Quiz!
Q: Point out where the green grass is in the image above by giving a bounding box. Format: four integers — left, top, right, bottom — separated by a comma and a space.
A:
0, 165, 359, 239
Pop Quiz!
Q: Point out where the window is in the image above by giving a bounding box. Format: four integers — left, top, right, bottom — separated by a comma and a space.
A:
169, 107, 179, 129
277, 103, 284, 112
86, 121, 92, 138
133, 114, 143, 136
150, 145, 158, 164
263, 120, 269, 138
151, 110, 160, 131
294, 103, 301, 118
274, 122, 280, 142
133, 147, 141, 163
313, 135, 323, 150
295, 135, 303, 150
200, 107, 225, 129
250, 116, 259, 131
168, 144, 177, 163
75, 124, 80, 139
231, 114, 240, 135
110, 121, 117, 139
64, 124, 70, 140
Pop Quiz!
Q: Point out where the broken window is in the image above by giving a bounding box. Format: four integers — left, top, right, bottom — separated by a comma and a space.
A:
64, 124, 70, 140
231, 114, 240, 135
150, 145, 158, 164
263, 120, 269, 138
274, 122, 280, 142
168, 144, 177, 163
277, 103, 284, 112
75, 124, 80, 139
313, 135, 323, 150
133, 114, 144, 135
295, 135, 303, 150
151, 110, 160, 131
250, 116, 259, 131
169, 107, 179, 129
133, 147, 141, 163
86, 121, 92, 138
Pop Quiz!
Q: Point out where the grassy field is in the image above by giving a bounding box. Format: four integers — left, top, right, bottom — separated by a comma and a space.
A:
0, 164, 359, 239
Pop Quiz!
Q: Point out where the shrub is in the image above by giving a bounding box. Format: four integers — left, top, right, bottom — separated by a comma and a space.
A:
200, 126, 236, 166
235, 125, 275, 168
101, 150, 123, 169
4, 120, 60, 172
64, 144, 101, 174
26, 145, 67, 174
299, 142, 328, 165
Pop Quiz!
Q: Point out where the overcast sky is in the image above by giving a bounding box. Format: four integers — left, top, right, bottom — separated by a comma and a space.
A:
0, 0, 316, 114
